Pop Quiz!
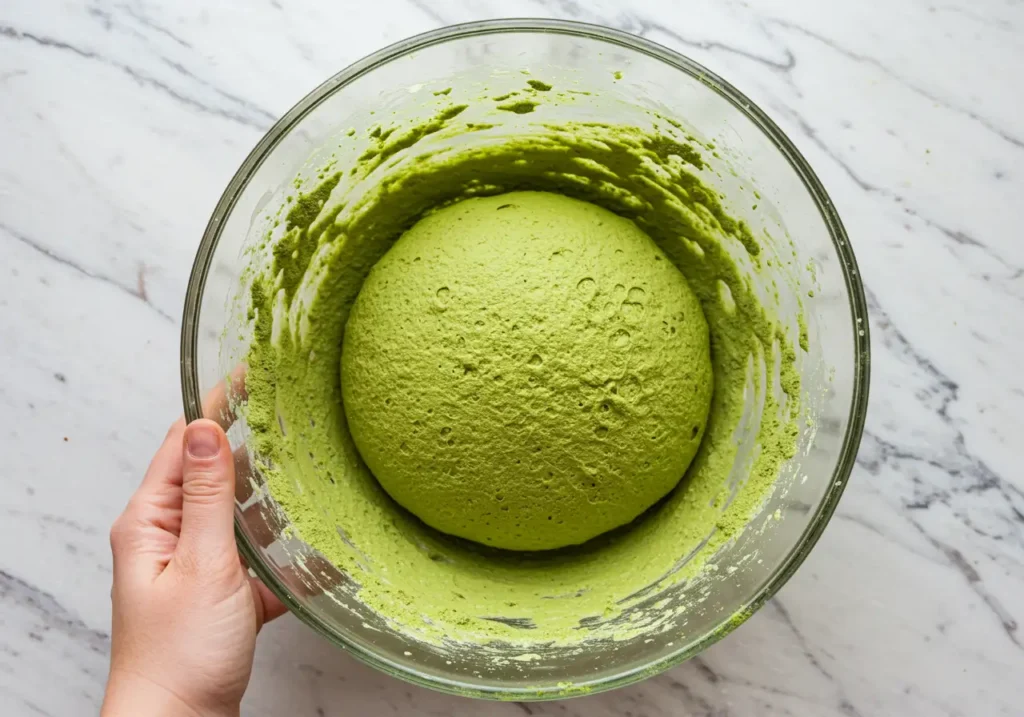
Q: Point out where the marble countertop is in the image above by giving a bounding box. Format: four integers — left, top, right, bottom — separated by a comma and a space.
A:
2, 1, 1022, 715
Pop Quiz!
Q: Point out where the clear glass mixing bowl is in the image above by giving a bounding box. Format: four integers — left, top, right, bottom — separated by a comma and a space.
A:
181, 19, 869, 700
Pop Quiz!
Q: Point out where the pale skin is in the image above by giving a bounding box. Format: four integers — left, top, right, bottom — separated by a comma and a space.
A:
102, 417, 287, 716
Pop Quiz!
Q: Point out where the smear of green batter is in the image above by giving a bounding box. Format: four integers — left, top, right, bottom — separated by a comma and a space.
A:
496, 100, 538, 114
240, 87, 802, 653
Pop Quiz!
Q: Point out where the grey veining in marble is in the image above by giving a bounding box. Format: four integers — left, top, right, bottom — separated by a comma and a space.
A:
1, 1, 1022, 715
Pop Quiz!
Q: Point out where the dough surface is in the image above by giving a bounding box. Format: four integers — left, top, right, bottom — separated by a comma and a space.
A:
341, 191, 713, 550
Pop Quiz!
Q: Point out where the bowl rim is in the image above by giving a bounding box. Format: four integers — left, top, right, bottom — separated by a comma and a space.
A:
181, 17, 870, 701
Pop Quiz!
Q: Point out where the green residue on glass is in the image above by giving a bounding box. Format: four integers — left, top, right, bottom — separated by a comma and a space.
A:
285, 171, 341, 231
641, 136, 705, 170
360, 104, 469, 166
526, 79, 552, 92
433, 87, 452, 96
497, 100, 538, 114
613, 70, 623, 80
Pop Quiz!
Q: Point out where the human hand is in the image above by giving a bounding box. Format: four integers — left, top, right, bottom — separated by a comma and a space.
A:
102, 418, 287, 717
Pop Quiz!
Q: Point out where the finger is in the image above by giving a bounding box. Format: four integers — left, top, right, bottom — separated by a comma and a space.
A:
240, 498, 287, 551
134, 418, 186, 505
234, 444, 259, 505
250, 577, 289, 628
109, 419, 187, 578
282, 553, 349, 599
109, 507, 181, 585
201, 364, 249, 430
176, 419, 237, 568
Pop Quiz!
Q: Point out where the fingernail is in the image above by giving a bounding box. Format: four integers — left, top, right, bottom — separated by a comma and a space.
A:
186, 423, 221, 459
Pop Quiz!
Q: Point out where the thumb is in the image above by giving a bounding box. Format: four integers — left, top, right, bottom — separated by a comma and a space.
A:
177, 419, 237, 567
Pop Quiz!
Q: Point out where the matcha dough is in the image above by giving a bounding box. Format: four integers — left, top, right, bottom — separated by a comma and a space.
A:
341, 191, 713, 551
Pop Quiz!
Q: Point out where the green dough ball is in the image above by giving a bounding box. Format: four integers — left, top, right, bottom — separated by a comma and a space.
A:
341, 191, 713, 551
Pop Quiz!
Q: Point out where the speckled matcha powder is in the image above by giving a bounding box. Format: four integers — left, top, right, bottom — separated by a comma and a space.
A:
242, 84, 802, 649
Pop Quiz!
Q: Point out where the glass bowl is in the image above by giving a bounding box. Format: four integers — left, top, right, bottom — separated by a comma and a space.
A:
181, 19, 869, 701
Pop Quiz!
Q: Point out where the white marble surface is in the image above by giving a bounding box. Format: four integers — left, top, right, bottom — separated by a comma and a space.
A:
1, 0, 1022, 714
